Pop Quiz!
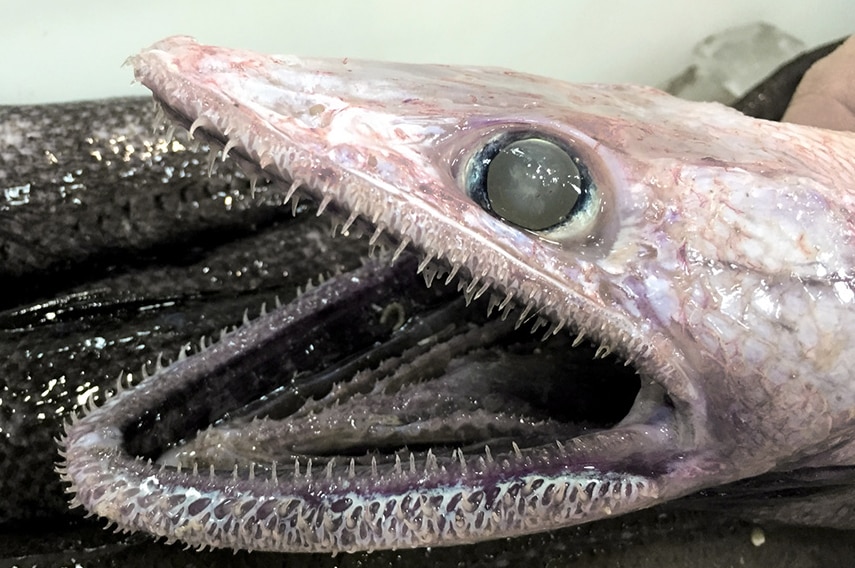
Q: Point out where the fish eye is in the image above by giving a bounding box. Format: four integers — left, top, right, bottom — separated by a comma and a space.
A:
467, 133, 599, 236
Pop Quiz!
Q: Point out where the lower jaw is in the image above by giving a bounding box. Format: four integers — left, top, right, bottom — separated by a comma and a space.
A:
62, 241, 690, 552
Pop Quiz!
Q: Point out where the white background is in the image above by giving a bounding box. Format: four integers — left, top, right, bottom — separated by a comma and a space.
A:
1, 0, 851, 104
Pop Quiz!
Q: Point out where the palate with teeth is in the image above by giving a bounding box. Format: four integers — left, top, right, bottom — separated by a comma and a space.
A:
59, 35, 855, 553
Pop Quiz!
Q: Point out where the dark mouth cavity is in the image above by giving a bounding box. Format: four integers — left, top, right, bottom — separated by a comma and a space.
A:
121, 248, 641, 473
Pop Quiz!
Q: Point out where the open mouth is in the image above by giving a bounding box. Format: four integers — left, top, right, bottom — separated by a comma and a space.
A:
59, 37, 704, 554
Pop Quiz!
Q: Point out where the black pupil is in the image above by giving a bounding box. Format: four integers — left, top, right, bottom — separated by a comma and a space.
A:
485, 138, 582, 231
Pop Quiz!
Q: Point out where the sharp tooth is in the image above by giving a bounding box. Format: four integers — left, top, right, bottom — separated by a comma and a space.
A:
290, 195, 301, 216
463, 283, 477, 305
417, 254, 434, 274
515, 303, 535, 329
316, 195, 332, 216
422, 265, 437, 288
188, 116, 208, 139
499, 290, 514, 311
369, 225, 385, 246
221, 138, 239, 161
341, 210, 359, 234
474, 279, 492, 300
283, 180, 301, 203
425, 449, 438, 473
487, 293, 501, 317
164, 124, 176, 142
151, 105, 165, 132
392, 237, 410, 261
205, 151, 218, 177
465, 277, 479, 295
572, 331, 586, 347
444, 263, 460, 285
501, 301, 514, 321
456, 448, 468, 474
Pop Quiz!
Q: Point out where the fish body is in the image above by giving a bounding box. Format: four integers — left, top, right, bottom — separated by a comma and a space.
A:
57, 37, 855, 553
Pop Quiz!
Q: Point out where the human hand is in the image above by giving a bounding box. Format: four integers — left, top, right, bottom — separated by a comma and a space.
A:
782, 35, 855, 131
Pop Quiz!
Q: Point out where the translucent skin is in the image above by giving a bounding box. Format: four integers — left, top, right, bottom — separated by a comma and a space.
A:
60, 37, 855, 552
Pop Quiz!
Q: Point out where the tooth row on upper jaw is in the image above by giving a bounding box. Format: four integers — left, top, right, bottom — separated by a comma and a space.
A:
150, 101, 645, 364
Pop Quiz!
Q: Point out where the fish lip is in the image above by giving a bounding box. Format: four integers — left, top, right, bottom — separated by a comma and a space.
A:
58, 37, 725, 552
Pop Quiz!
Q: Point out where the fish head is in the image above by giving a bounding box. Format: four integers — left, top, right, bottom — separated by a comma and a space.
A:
61, 36, 855, 551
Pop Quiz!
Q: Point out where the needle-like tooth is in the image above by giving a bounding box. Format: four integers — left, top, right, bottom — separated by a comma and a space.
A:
595, 344, 611, 358
499, 291, 514, 311
284, 180, 301, 203
151, 105, 165, 132
474, 280, 491, 300
501, 302, 514, 320
487, 293, 500, 317
188, 116, 208, 139
316, 195, 332, 216
206, 151, 218, 177
422, 266, 437, 288
341, 210, 359, 234
392, 237, 410, 261
465, 276, 481, 296
417, 254, 434, 274
515, 303, 535, 329
221, 138, 239, 161
444, 263, 460, 285
369, 225, 385, 246
572, 331, 586, 347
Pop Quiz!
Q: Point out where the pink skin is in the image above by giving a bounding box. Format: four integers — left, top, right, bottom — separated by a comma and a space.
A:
59, 37, 855, 553
783, 35, 855, 131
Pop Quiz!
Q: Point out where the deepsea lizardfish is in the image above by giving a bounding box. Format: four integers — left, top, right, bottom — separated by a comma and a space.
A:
58, 36, 855, 554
